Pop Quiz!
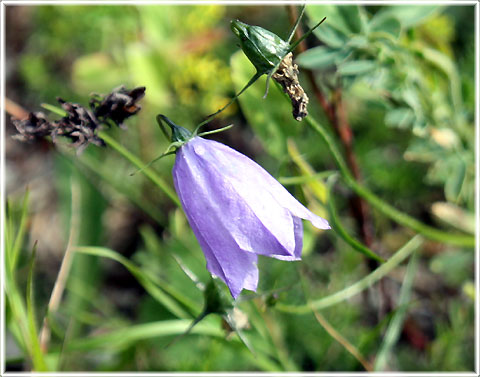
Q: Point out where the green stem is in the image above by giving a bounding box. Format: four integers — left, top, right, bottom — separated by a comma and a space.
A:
302, 115, 474, 248
327, 180, 385, 263
276, 235, 423, 314
98, 130, 180, 207
374, 250, 419, 371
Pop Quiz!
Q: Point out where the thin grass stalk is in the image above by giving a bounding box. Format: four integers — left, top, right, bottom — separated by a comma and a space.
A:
311, 309, 373, 371
301, 111, 474, 248
39, 177, 81, 352
374, 251, 419, 370
97, 130, 180, 207
276, 235, 423, 314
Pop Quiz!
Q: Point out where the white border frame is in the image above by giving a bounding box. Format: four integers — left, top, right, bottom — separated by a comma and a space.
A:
0, 1, 478, 376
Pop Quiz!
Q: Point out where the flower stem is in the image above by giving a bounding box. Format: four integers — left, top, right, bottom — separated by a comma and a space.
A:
276, 235, 423, 314
98, 130, 180, 207
303, 115, 474, 248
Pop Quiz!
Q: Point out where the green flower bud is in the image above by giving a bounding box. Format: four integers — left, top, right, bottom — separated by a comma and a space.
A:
231, 19, 290, 75
230, 11, 326, 121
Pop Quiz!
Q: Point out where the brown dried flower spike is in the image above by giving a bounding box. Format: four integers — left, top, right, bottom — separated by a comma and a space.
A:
90, 86, 146, 128
272, 52, 309, 121
12, 86, 146, 153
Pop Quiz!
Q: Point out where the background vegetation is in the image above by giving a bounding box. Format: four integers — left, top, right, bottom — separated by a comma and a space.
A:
4, 4, 476, 372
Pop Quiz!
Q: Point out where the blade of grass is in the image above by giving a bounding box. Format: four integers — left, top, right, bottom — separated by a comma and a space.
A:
10, 189, 30, 272
311, 309, 373, 371
5, 192, 32, 356
65, 317, 281, 371
26, 245, 48, 371
287, 139, 329, 203
4, 201, 14, 261
276, 235, 423, 314
74, 246, 193, 319
285, 142, 383, 262
66, 318, 224, 351
278, 171, 337, 186
75, 151, 165, 224
374, 250, 419, 371
41, 103, 67, 117
40, 178, 81, 354
5, 272, 30, 358
97, 130, 180, 207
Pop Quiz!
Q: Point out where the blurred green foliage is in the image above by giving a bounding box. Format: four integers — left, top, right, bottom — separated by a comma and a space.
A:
298, 5, 475, 209
6, 4, 475, 373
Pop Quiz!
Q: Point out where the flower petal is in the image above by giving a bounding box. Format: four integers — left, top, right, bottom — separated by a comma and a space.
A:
186, 214, 258, 299
191, 137, 330, 230
181, 137, 299, 258
272, 216, 303, 261
173, 147, 259, 298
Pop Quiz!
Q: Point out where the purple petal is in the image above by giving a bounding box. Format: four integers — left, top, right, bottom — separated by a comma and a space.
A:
179, 137, 299, 259
273, 216, 303, 261
173, 146, 259, 298
172, 136, 329, 298
190, 137, 331, 230
185, 212, 258, 299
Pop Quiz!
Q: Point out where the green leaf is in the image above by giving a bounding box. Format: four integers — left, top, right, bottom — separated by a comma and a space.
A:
40, 103, 67, 117
337, 5, 365, 34
444, 157, 466, 203
338, 60, 376, 76
312, 23, 349, 48
125, 44, 171, 107
369, 15, 402, 39
296, 47, 349, 70
306, 5, 353, 36
375, 5, 439, 28
421, 46, 462, 113
75, 246, 194, 319
385, 107, 415, 129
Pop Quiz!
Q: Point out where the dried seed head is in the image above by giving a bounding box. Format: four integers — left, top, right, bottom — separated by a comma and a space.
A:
90, 85, 146, 128
12, 86, 145, 153
55, 98, 105, 152
12, 112, 53, 142
272, 52, 309, 121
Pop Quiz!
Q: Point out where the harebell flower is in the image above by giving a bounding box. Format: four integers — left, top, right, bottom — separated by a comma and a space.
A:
157, 115, 330, 298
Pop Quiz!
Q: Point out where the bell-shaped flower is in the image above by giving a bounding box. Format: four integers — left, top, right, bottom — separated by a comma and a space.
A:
157, 115, 330, 299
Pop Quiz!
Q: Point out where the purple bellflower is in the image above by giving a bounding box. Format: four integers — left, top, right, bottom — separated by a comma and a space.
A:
158, 115, 330, 299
